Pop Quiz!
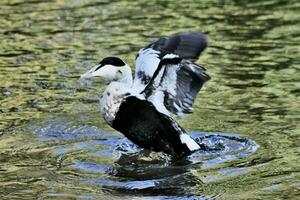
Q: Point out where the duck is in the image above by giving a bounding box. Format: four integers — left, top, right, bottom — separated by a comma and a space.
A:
81, 32, 210, 158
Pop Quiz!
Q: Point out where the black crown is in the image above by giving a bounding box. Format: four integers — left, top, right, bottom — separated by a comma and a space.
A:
99, 57, 125, 67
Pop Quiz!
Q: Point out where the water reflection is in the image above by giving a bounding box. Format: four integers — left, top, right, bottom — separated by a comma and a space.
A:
24, 118, 257, 198
0, 0, 299, 199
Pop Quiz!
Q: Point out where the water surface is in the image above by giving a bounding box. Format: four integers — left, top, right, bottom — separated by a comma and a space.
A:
0, 0, 299, 199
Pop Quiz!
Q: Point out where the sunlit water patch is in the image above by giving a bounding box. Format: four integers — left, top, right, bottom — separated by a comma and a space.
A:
11, 117, 257, 198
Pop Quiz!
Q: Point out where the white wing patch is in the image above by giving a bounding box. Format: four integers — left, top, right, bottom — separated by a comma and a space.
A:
148, 90, 170, 116
180, 134, 200, 151
133, 48, 161, 93
135, 48, 161, 76
162, 53, 179, 59
170, 115, 200, 151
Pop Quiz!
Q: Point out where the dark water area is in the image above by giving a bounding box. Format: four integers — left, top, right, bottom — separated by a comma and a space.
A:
0, 0, 299, 199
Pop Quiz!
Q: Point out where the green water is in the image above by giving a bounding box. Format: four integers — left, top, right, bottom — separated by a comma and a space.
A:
0, 0, 299, 199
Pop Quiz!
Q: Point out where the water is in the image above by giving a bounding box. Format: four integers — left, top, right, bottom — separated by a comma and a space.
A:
0, 0, 299, 199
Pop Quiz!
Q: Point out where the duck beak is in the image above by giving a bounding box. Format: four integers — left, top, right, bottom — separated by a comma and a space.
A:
80, 64, 100, 79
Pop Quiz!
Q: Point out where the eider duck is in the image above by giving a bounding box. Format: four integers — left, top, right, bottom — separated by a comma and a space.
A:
81, 32, 210, 158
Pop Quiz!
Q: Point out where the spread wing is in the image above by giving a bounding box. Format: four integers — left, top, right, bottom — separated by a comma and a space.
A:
141, 55, 210, 116
133, 32, 210, 116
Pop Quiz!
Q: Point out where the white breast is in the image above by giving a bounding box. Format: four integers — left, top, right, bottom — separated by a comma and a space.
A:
99, 82, 130, 126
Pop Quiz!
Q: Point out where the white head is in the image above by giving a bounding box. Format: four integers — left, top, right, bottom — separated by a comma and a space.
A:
80, 57, 132, 82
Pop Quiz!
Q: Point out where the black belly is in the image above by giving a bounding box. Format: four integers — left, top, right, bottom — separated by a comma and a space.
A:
112, 96, 192, 157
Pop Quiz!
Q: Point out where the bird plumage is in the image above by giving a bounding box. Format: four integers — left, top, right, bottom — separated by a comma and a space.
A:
134, 32, 210, 116
81, 32, 210, 158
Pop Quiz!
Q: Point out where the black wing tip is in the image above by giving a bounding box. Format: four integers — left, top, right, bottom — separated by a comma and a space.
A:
196, 64, 211, 82
194, 66, 211, 83
174, 32, 208, 61
181, 60, 211, 83
176, 32, 208, 46
140, 32, 209, 61
176, 31, 208, 40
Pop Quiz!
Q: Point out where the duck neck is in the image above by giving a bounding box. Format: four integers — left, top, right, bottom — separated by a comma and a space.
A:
119, 64, 133, 87
119, 73, 133, 86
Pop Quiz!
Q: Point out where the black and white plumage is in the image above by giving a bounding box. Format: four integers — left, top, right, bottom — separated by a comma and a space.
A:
81, 32, 210, 158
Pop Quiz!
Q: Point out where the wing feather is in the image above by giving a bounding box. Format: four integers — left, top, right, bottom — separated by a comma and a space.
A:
134, 32, 210, 116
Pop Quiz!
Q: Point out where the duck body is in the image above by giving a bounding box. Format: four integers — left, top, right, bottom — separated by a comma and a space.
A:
113, 96, 194, 157
99, 82, 197, 157
81, 32, 210, 158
